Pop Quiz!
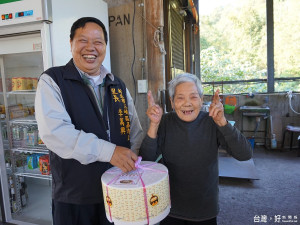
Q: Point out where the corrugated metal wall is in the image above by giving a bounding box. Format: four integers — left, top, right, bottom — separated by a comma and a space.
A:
170, 0, 184, 71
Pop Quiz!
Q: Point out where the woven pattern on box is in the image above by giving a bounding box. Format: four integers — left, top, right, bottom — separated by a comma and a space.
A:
101, 161, 170, 224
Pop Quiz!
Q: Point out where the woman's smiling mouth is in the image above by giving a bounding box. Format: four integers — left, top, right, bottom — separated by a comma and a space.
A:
182, 110, 194, 115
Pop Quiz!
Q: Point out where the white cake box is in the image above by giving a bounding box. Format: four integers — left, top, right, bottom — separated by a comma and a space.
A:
101, 159, 170, 225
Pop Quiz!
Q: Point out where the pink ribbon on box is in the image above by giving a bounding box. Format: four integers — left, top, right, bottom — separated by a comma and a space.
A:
105, 156, 168, 225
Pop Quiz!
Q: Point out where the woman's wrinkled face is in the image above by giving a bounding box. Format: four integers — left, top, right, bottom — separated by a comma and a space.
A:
171, 82, 203, 122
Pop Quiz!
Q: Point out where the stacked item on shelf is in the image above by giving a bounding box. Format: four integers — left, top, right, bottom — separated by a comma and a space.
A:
11, 77, 38, 91
27, 153, 50, 175
8, 175, 28, 212
19, 176, 28, 207
11, 123, 41, 148
9, 104, 29, 120
4, 151, 11, 168
0, 104, 35, 120
27, 154, 38, 169
0, 104, 6, 119
38, 133, 44, 145
11, 123, 49, 175
8, 176, 18, 213
14, 152, 25, 168
8, 152, 27, 213
0, 78, 12, 92
0, 104, 5, 114
8, 104, 35, 120
26, 129, 38, 146
39, 155, 50, 175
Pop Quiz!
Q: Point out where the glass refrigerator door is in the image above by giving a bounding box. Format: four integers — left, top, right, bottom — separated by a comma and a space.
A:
0, 33, 52, 225
0, 180, 6, 222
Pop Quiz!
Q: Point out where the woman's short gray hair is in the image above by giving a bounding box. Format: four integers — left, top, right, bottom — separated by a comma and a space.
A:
168, 73, 203, 100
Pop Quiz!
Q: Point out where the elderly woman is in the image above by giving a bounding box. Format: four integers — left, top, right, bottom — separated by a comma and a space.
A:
139, 73, 252, 225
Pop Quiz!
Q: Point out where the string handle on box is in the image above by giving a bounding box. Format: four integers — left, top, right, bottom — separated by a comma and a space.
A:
135, 157, 150, 224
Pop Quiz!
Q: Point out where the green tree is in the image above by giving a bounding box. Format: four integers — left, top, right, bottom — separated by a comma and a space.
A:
199, 0, 300, 93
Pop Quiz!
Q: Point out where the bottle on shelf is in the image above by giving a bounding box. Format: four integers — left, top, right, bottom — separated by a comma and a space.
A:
19, 176, 27, 207
8, 176, 13, 187
5, 153, 11, 168
13, 152, 26, 168
2, 124, 7, 140
10, 185, 17, 213
9, 185, 12, 206
26, 125, 38, 146
22, 125, 28, 140
21, 124, 29, 147
12, 124, 19, 140
12, 124, 22, 149
0, 105, 5, 120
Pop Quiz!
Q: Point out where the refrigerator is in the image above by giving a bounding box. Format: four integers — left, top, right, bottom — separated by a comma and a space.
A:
0, 0, 110, 224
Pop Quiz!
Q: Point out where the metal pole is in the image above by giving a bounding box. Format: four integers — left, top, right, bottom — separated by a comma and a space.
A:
266, 0, 274, 92
194, 0, 201, 79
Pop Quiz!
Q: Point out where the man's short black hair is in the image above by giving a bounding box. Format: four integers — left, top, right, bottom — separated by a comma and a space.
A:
70, 17, 108, 44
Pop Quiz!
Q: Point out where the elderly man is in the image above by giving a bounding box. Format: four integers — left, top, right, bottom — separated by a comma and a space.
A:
35, 17, 143, 225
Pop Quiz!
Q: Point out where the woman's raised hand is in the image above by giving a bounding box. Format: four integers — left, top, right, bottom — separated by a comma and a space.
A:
209, 89, 227, 127
146, 90, 163, 125
146, 91, 163, 138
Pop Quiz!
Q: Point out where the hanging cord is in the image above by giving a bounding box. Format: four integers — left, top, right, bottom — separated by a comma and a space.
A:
135, 10, 166, 55
153, 29, 166, 54
129, 2, 165, 105
131, 0, 137, 104
287, 91, 300, 115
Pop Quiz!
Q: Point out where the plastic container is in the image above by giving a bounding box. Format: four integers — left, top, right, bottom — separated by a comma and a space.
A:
271, 134, 277, 149
248, 138, 255, 149
224, 104, 236, 114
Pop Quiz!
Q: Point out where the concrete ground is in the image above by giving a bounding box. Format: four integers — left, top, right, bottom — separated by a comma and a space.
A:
218, 147, 300, 225
2, 147, 298, 225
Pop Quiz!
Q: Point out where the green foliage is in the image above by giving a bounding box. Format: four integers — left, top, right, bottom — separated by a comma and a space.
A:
199, 0, 300, 94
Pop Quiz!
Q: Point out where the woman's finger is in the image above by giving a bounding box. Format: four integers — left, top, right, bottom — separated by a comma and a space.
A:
147, 90, 155, 107
212, 89, 220, 104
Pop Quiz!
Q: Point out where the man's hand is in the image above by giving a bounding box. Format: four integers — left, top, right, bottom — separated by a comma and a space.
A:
110, 146, 138, 173
209, 89, 227, 127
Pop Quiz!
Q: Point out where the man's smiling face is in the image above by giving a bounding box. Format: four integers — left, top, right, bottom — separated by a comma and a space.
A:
70, 22, 106, 76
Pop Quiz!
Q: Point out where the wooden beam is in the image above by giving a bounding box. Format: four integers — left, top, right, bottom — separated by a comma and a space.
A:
145, 0, 165, 103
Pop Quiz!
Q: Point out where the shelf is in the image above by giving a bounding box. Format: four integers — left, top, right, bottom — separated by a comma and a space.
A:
0, 91, 36, 95
6, 166, 13, 175
12, 146, 48, 154
3, 139, 9, 149
10, 116, 36, 124
15, 172, 51, 180
7, 90, 36, 95
15, 168, 51, 180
